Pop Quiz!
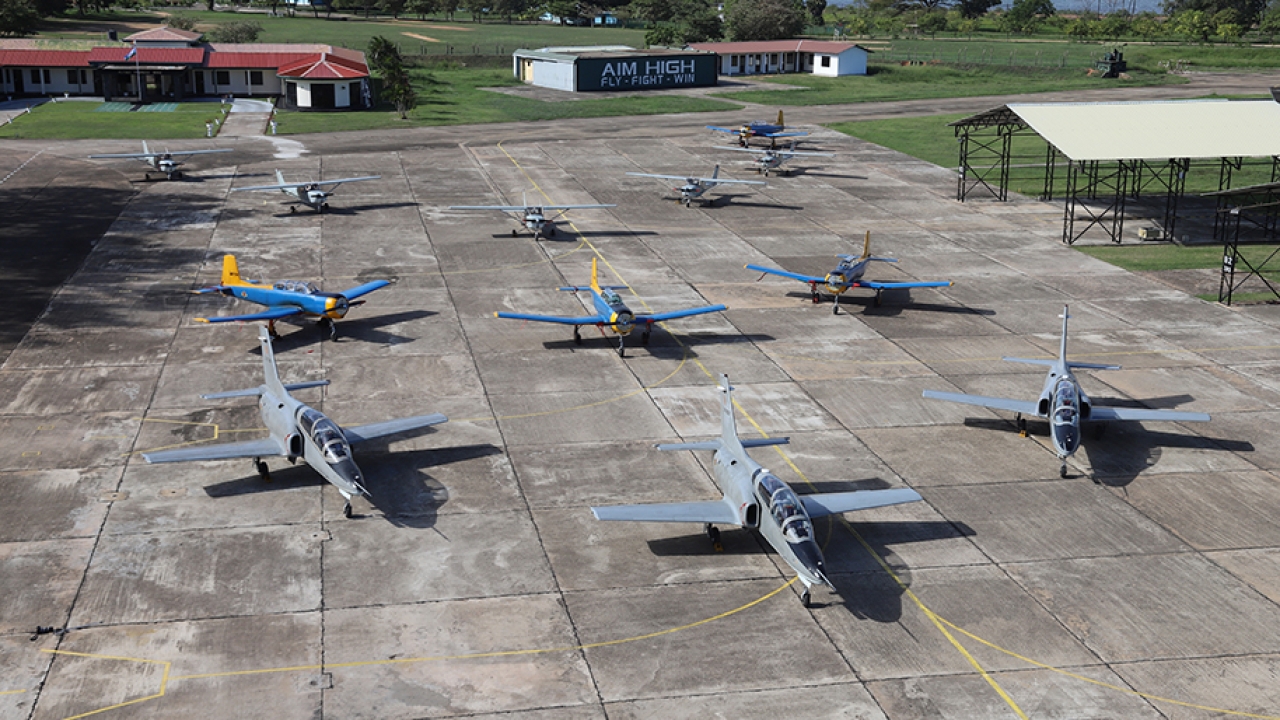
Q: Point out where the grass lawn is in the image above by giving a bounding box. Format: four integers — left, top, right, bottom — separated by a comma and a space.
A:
0, 100, 225, 139
874, 37, 1280, 72
276, 67, 740, 133
1071, 243, 1268, 272
714, 63, 1187, 107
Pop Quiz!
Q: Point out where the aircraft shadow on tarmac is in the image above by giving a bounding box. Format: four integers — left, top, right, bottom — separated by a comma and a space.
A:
266, 201, 420, 217
962, 411, 1252, 487
245, 310, 437, 350
799, 171, 869, 181
540, 330, 774, 358
686, 194, 805, 211
780, 290, 995, 317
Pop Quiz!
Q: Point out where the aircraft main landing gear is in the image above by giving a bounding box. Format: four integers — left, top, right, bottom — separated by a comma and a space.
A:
641, 327, 652, 346
1016, 413, 1027, 437
873, 289, 883, 307
682, 198, 692, 207
573, 326, 583, 346
809, 283, 820, 304
705, 523, 723, 552
289, 206, 297, 214
254, 457, 271, 482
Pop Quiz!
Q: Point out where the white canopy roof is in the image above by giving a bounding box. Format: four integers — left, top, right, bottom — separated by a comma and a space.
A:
1005, 100, 1280, 162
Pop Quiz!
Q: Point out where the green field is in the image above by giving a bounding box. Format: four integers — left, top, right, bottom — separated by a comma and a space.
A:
0, 100, 225, 139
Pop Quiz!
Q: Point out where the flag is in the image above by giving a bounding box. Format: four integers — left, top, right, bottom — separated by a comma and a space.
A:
124, 45, 137, 61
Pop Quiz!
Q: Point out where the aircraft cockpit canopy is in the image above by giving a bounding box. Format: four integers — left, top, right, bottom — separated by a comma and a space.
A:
755, 472, 814, 543
600, 288, 623, 305
275, 280, 319, 295
299, 408, 350, 464
1053, 381, 1078, 424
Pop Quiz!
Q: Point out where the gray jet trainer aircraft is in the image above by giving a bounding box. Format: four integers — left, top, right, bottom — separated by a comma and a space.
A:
89, 141, 232, 181
923, 305, 1211, 478
592, 374, 923, 607
143, 326, 447, 517
233, 170, 381, 213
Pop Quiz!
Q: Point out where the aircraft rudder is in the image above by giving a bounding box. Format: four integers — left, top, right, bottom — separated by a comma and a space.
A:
590, 257, 601, 292
718, 374, 741, 447
1059, 304, 1070, 363
258, 326, 286, 396
862, 230, 871, 259
221, 254, 245, 286
777, 109, 784, 127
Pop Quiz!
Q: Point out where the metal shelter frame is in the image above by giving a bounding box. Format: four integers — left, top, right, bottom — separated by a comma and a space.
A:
1204, 177, 1280, 305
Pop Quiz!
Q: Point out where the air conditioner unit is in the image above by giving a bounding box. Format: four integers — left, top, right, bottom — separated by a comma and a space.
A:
1138, 227, 1162, 240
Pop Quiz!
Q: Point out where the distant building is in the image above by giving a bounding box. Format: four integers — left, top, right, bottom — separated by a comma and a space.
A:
0, 27, 370, 109
687, 40, 871, 77
513, 46, 717, 92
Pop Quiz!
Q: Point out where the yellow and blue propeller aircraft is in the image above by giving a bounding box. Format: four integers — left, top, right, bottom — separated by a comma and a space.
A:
707, 110, 809, 148
747, 231, 954, 314
193, 255, 391, 340
88, 140, 232, 180
715, 141, 834, 177
494, 257, 727, 357
233, 169, 381, 213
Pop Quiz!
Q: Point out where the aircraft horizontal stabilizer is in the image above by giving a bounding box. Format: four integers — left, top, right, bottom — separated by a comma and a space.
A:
921, 389, 1039, 417
654, 437, 788, 453
1001, 357, 1058, 367
800, 488, 922, 519
143, 437, 283, 464
592, 499, 740, 525
195, 307, 304, 324
1066, 361, 1123, 371
343, 413, 449, 444
1089, 407, 1211, 423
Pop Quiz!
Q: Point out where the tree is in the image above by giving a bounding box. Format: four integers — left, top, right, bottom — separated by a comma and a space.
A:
681, 3, 723, 40
381, 0, 406, 16
168, 13, 199, 30
917, 9, 948, 32
645, 21, 680, 44
366, 36, 417, 119
999, 0, 1054, 32
209, 20, 263, 42
1171, 8, 1213, 40
1260, 0, 1280, 38
955, 0, 999, 19
1132, 10, 1163, 38
408, 0, 437, 17
1162, 0, 1264, 27
0, 0, 39, 37
724, 0, 806, 40
806, 0, 825, 25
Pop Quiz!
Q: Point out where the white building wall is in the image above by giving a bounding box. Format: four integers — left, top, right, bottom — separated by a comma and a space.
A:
832, 49, 867, 76
532, 59, 574, 91
15, 67, 90, 95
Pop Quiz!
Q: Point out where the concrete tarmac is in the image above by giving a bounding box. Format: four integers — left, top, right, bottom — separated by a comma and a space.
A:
3, 80, 1280, 719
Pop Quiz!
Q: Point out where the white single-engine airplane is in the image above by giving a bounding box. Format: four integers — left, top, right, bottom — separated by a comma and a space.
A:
747, 232, 953, 313
88, 141, 232, 181
494, 257, 726, 357
923, 305, 1211, 478
233, 170, 381, 213
626, 165, 766, 207
449, 194, 615, 240
143, 326, 448, 518
716, 142, 834, 177
593, 374, 923, 607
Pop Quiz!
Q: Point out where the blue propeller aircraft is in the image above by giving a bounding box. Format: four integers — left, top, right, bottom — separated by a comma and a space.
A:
193, 255, 391, 340
494, 257, 727, 356
747, 231, 954, 314
923, 305, 1212, 478
707, 110, 809, 148
593, 374, 923, 607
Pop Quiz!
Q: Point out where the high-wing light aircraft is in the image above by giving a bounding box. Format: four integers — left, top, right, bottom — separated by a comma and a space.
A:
233, 169, 380, 213
593, 374, 922, 607
143, 326, 448, 518
88, 141, 232, 180
707, 110, 809, 148
193, 254, 390, 340
494, 257, 726, 357
448, 194, 615, 240
715, 142, 834, 177
747, 231, 953, 313
626, 164, 766, 207
923, 305, 1211, 478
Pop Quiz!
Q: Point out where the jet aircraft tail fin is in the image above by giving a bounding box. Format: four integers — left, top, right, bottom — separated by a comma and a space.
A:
711, 164, 720, 180
220, 254, 248, 287
777, 110, 784, 127
1059, 305, 1070, 363
717, 373, 744, 454
258, 326, 287, 398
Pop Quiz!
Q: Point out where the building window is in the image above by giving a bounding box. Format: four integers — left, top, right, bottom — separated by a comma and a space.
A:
820, 56, 830, 68
42, 68, 50, 83
770, 53, 777, 65
215, 70, 231, 85
730, 55, 738, 68
250, 71, 263, 85
30, 69, 40, 84
67, 69, 78, 84
81, 69, 88, 84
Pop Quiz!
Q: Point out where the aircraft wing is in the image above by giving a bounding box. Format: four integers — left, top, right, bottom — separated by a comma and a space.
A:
338, 280, 391, 300
859, 280, 954, 290
543, 204, 616, 210
638, 304, 728, 323
143, 437, 283, 464
626, 172, 694, 181
170, 149, 234, 158
89, 152, 154, 159
592, 499, 740, 524
710, 178, 767, 186
706, 125, 741, 134
800, 488, 923, 519
448, 204, 526, 211
312, 175, 380, 187
494, 311, 604, 326
922, 389, 1040, 416
343, 413, 449, 444
745, 263, 823, 284
195, 307, 304, 324
233, 182, 303, 192
762, 131, 808, 139
1089, 407, 1212, 423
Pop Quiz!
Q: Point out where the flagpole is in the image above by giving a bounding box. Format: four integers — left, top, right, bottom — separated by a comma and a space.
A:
133, 42, 141, 103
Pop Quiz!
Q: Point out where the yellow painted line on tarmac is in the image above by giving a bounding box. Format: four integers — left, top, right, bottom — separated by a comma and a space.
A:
39, 649, 170, 720
125, 419, 266, 458
0, 689, 26, 695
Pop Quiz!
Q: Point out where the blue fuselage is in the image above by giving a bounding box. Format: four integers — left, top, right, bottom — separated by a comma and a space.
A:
219, 284, 347, 319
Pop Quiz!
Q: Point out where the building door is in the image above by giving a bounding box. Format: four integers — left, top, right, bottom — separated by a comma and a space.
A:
14, 69, 23, 94
286, 81, 297, 108
312, 82, 335, 109
194, 71, 205, 96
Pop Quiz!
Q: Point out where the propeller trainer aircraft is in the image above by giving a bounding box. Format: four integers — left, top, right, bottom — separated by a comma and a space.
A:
592, 374, 923, 607
233, 169, 380, 213
707, 110, 809, 148
449, 194, 615, 240
747, 232, 953, 313
716, 142, 834, 177
923, 305, 1211, 478
143, 326, 448, 518
193, 254, 391, 340
494, 257, 726, 357
627, 164, 766, 207
88, 141, 232, 180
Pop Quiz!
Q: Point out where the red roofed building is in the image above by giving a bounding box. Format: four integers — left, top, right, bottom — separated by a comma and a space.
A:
687, 40, 871, 77
0, 29, 370, 110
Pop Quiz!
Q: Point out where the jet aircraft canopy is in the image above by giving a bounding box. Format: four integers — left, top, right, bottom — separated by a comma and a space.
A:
275, 280, 319, 295
756, 472, 814, 543
300, 408, 351, 464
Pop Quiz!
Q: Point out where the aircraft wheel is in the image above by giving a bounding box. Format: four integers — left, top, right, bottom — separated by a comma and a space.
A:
832, 303, 839, 315
511, 229, 518, 237
145, 173, 151, 180
254, 458, 271, 482
289, 206, 296, 214
573, 327, 582, 346
801, 589, 812, 607
617, 343, 625, 358
343, 502, 353, 519
682, 199, 691, 207
1060, 463, 1068, 479
874, 291, 883, 307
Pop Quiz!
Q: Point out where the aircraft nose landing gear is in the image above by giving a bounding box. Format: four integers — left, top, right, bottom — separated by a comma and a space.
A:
801, 588, 812, 608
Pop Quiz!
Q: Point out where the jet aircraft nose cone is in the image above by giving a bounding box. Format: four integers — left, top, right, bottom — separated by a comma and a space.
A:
1052, 422, 1080, 457
792, 540, 829, 587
